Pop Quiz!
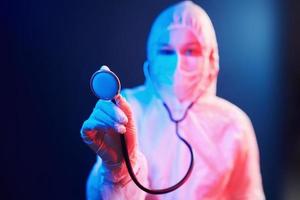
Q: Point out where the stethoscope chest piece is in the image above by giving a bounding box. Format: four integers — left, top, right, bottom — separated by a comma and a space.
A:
90, 65, 121, 100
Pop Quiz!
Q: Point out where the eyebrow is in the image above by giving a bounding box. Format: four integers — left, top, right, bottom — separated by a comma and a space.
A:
184, 42, 201, 46
157, 43, 173, 47
157, 42, 202, 47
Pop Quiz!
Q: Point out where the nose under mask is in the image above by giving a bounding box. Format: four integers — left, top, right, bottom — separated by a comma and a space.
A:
148, 54, 208, 102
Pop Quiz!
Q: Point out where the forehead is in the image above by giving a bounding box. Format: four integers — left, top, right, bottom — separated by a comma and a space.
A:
156, 28, 202, 47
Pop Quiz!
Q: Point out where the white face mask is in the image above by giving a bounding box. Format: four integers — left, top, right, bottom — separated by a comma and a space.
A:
148, 51, 210, 103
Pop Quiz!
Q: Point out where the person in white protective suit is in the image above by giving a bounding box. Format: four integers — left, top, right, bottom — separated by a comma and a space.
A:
80, 1, 265, 199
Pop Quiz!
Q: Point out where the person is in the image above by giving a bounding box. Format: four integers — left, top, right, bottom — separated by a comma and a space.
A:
80, 1, 265, 199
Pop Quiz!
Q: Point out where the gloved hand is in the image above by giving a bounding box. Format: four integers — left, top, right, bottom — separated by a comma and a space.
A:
81, 95, 138, 182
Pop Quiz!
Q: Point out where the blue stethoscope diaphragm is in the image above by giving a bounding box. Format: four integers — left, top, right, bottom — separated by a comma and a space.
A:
90, 65, 121, 101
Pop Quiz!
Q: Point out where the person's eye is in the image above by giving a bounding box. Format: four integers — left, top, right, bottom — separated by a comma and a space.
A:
158, 48, 175, 55
184, 48, 202, 56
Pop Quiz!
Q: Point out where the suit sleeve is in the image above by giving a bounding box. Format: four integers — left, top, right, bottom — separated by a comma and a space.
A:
86, 151, 149, 200
226, 116, 265, 200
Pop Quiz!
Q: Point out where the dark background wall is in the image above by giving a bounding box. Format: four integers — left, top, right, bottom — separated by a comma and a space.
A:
1, 0, 299, 199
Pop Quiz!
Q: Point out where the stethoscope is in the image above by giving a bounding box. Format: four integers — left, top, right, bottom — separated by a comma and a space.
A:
90, 65, 194, 195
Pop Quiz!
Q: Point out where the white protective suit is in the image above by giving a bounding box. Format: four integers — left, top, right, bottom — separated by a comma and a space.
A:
85, 1, 265, 199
